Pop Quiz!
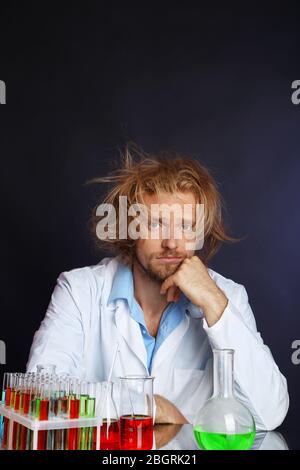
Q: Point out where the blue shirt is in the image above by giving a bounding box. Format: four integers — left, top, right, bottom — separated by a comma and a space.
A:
107, 262, 190, 374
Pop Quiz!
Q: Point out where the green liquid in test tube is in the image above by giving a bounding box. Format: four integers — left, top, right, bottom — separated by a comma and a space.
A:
79, 394, 88, 416
78, 394, 89, 450
78, 381, 97, 450
35, 398, 41, 419
86, 397, 96, 450
86, 397, 95, 417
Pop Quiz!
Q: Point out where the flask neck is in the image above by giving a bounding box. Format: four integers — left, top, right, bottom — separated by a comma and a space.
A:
102, 382, 118, 421
212, 349, 234, 398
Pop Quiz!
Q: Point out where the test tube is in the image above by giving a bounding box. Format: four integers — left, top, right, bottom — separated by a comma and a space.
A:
36, 381, 50, 450
18, 374, 31, 450
2, 372, 13, 406
28, 374, 38, 418
52, 376, 69, 450
58, 375, 69, 418
86, 382, 98, 450
9, 373, 18, 408
77, 381, 89, 450
66, 378, 80, 450
12, 374, 25, 450
25, 374, 37, 450
1, 373, 14, 449
45, 378, 57, 450
21, 375, 32, 415
1, 372, 107, 452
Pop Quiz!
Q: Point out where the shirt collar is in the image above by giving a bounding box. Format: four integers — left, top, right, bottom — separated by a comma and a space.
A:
107, 261, 134, 305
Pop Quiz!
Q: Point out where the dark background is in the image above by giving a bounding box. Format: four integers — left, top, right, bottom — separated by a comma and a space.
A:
1, 3, 300, 448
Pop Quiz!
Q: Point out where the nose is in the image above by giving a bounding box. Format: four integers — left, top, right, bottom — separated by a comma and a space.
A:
160, 219, 180, 250
161, 234, 178, 250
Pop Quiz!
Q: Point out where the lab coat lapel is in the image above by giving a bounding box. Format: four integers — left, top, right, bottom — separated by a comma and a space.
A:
151, 313, 190, 376
114, 301, 148, 371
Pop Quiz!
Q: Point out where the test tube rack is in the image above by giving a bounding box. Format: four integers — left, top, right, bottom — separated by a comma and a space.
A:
0, 404, 102, 450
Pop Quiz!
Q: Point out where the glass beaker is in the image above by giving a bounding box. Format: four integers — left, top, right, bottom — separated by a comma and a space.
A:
119, 375, 154, 450
193, 349, 256, 450
99, 381, 119, 450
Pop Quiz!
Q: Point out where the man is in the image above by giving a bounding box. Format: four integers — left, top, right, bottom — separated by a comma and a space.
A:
27, 145, 289, 430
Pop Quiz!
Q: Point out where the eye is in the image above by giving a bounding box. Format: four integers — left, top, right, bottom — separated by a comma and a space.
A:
149, 221, 160, 230
183, 223, 193, 232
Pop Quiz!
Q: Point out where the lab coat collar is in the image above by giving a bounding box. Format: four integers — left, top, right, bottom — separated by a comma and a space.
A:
114, 301, 148, 371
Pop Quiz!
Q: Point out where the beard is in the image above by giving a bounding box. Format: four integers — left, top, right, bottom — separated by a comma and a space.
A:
133, 251, 188, 283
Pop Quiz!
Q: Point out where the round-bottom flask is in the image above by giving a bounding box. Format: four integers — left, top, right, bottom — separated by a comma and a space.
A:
193, 349, 256, 450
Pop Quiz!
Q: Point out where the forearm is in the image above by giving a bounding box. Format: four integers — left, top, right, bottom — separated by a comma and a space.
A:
202, 287, 228, 327
154, 394, 189, 424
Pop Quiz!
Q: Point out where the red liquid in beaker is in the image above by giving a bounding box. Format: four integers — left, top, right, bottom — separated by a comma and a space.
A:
120, 415, 153, 450
100, 419, 120, 450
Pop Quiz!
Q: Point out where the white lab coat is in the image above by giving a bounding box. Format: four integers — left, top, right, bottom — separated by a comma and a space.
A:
26, 256, 289, 430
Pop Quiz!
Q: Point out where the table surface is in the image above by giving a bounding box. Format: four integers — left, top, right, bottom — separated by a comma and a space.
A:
154, 424, 295, 450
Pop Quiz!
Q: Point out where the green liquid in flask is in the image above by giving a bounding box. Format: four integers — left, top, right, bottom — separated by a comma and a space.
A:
193, 426, 256, 450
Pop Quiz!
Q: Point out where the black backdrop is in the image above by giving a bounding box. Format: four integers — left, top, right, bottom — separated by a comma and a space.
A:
1, 3, 300, 448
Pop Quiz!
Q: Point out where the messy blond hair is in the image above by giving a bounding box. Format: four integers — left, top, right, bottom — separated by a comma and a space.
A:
87, 143, 237, 265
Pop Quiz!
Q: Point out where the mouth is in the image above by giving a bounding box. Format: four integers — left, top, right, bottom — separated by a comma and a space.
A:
156, 256, 183, 264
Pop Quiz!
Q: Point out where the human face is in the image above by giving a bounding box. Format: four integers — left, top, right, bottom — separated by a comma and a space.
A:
134, 191, 198, 282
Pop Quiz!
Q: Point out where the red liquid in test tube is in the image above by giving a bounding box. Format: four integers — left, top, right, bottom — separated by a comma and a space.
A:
37, 399, 50, 450
12, 390, 21, 450
5, 387, 11, 406
18, 391, 31, 450
22, 392, 31, 415
67, 398, 80, 450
